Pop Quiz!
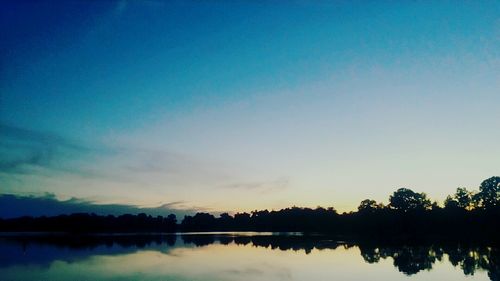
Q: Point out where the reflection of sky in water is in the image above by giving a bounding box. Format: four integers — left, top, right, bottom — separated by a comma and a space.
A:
0, 235, 493, 281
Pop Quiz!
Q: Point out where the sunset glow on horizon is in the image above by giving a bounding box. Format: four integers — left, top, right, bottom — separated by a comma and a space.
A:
1, 0, 499, 215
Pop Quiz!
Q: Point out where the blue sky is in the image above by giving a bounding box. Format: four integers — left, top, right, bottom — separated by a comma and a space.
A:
1, 0, 499, 214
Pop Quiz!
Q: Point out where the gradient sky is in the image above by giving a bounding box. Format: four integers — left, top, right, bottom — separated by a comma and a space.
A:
1, 0, 499, 214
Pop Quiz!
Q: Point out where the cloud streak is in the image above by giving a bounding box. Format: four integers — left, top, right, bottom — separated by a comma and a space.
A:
0, 123, 92, 174
221, 178, 289, 193
0, 124, 285, 211
0, 124, 216, 216
0, 124, 204, 184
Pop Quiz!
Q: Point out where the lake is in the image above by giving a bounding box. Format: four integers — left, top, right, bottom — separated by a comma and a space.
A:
0, 233, 498, 280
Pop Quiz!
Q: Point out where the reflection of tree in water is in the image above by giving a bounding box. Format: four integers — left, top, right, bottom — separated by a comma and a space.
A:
3, 234, 499, 280
179, 236, 500, 280
181, 235, 215, 247
489, 248, 500, 281
234, 235, 340, 255
359, 247, 382, 264
359, 245, 442, 275
391, 246, 442, 275
359, 243, 499, 279
446, 245, 485, 276
446, 246, 500, 281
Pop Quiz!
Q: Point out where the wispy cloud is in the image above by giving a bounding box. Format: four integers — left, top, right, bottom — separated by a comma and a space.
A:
0, 123, 206, 182
0, 123, 92, 174
221, 178, 289, 193
0, 124, 284, 212
0, 124, 230, 213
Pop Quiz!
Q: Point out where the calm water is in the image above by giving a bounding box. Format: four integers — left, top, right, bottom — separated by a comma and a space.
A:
0, 233, 498, 281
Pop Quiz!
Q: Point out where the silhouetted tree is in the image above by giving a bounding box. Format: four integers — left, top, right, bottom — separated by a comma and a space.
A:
430, 201, 441, 211
218, 212, 233, 228
389, 188, 431, 212
167, 214, 177, 224
1, 177, 499, 239
478, 176, 500, 209
444, 195, 460, 209
445, 187, 475, 210
358, 199, 382, 213
181, 212, 216, 231
455, 187, 474, 210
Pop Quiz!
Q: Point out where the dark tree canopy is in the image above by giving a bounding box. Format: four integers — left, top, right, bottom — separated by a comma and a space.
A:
1, 177, 499, 238
455, 187, 474, 210
358, 199, 382, 213
445, 187, 475, 210
478, 176, 500, 209
444, 195, 459, 209
389, 188, 432, 212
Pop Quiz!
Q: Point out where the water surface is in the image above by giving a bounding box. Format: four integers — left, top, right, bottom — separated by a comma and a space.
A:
0, 233, 497, 280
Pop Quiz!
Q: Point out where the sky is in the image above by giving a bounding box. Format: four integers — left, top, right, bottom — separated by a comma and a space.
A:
1, 0, 499, 216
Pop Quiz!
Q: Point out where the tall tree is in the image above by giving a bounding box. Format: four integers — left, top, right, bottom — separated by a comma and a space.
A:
455, 187, 474, 210
358, 199, 382, 213
389, 188, 432, 212
478, 177, 500, 209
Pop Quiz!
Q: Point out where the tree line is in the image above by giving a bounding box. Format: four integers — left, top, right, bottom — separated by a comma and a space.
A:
180, 176, 500, 237
0, 213, 177, 233
0, 176, 499, 237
